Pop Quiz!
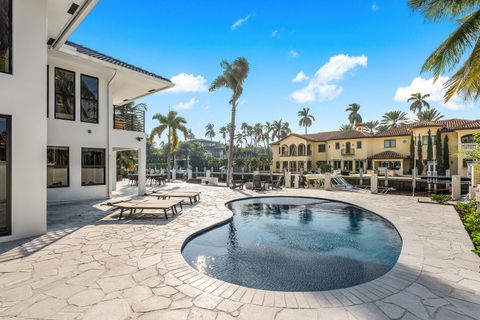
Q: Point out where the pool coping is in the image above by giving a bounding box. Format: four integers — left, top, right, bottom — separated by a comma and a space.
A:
162, 193, 424, 309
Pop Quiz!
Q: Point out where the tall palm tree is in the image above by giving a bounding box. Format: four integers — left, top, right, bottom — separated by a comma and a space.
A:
381, 110, 409, 129
187, 129, 195, 140
417, 108, 444, 121
253, 123, 264, 147
409, 1, 480, 102
205, 123, 215, 141
345, 103, 363, 125
149, 111, 188, 180
297, 107, 315, 134
407, 93, 430, 113
339, 123, 354, 131
209, 57, 250, 186
363, 120, 379, 134
270, 120, 291, 141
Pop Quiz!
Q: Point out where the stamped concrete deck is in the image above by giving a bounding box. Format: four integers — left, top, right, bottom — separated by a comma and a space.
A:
0, 183, 479, 320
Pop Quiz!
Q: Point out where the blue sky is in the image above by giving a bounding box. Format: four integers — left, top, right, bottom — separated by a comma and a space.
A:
70, 0, 479, 141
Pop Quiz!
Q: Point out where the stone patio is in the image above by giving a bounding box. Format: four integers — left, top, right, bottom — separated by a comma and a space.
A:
0, 182, 479, 319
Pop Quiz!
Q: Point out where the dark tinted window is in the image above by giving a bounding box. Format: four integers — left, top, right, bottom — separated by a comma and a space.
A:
0, 0, 12, 74
81, 74, 99, 123
0, 116, 11, 236
55, 68, 76, 120
82, 148, 105, 186
47, 147, 69, 188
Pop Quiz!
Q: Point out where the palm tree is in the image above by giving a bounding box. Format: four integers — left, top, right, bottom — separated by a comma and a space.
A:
209, 57, 250, 186
409, 1, 480, 102
363, 120, 379, 134
345, 103, 363, 125
235, 132, 246, 148
417, 108, 444, 122
381, 111, 409, 129
149, 111, 188, 180
339, 123, 354, 131
219, 126, 227, 145
407, 93, 430, 113
298, 107, 315, 134
270, 120, 291, 141
187, 129, 195, 140
205, 123, 215, 141
253, 123, 264, 147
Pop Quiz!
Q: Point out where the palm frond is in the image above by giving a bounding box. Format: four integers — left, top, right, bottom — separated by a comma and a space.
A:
408, 0, 477, 21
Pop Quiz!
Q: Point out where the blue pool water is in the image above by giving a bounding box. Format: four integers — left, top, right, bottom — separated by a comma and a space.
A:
182, 197, 402, 291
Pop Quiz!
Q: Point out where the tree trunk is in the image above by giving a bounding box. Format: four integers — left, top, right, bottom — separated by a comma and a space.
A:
167, 128, 171, 181
227, 103, 236, 187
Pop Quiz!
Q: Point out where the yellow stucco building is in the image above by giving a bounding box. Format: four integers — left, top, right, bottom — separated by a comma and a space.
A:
271, 119, 480, 177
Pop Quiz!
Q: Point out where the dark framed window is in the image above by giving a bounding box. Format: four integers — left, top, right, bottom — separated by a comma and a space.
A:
461, 135, 474, 144
335, 142, 340, 150
384, 139, 396, 148
0, 0, 12, 74
82, 148, 105, 186
47, 147, 69, 188
80, 74, 99, 123
318, 144, 326, 152
55, 67, 75, 121
0, 115, 11, 236
356, 141, 362, 149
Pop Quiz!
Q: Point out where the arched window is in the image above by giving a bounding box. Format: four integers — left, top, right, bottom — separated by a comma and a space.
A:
289, 144, 297, 156
298, 144, 306, 156
461, 134, 474, 144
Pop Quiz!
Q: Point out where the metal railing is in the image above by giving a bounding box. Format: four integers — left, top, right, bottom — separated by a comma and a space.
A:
462, 143, 477, 150
341, 148, 355, 156
113, 105, 145, 132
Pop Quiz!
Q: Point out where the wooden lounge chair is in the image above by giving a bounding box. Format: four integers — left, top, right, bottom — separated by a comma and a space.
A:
231, 180, 245, 190
269, 176, 283, 190
149, 191, 201, 204
112, 199, 183, 220
253, 176, 266, 191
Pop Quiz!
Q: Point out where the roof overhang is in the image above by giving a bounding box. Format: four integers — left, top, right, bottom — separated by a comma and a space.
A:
52, 46, 174, 105
47, 0, 99, 49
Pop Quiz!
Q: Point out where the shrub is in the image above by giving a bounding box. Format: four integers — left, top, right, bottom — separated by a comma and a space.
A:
455, 201, 480, 255
318, 163, 332, 173
430, 194, 450, 204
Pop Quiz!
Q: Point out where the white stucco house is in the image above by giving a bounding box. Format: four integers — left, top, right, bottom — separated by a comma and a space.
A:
0, 0, 174, 242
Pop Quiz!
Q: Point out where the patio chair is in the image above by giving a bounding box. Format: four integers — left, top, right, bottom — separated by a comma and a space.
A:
111, 199, 183, 220
149, 190, 201, 204
253, 176, 266, 191
269, 176, 283, 190
231, 179, 245, 190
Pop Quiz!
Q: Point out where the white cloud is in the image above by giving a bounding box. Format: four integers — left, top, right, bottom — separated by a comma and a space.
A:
394, 76, 467, 110
292, 71, 309, 83
290, 54, 368, 103
173, 98, 199, 110
272, 30, 279, 37
232, 15, 252, 30
371, 2, 379, 11
166, 73, 208, 93
289, 50, 299, 58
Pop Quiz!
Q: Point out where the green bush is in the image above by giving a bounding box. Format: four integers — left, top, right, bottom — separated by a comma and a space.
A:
455, 201, 480, 255
430, 194, 450, 204
318, 163, 333, 173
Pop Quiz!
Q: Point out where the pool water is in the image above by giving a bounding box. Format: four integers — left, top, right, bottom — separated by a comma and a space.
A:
182, 197, 402, 291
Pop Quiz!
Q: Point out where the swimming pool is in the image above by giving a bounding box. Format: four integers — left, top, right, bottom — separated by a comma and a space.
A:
182, 197, 402, 291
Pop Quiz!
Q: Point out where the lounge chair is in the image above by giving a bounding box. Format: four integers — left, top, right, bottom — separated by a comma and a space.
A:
149, 190, 201, 204
269, 176, 283, 190
231, 179, 245, 190
112, 199, 183, 220
253, 176, 266, 191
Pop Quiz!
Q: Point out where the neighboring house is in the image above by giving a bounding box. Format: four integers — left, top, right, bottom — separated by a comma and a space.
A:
192, 139, 226, 158
271, 119, 480, 177
0, 0, 173, 242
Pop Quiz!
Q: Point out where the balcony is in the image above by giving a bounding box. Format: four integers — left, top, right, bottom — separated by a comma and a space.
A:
113, 105, 145, 132
462, 143, 477, 150
341, 148, 355, 156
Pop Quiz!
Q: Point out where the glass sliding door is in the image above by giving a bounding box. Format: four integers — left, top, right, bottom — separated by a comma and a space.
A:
0, 115, 11, 236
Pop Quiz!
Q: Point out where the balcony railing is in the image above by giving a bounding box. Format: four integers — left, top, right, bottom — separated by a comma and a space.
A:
462, 143, 477, 150
341, 148, 355, 156
113, 105, 145, 132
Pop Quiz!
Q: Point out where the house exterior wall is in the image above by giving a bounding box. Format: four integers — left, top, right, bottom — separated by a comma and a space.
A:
0, 0, 48, 242
47, 54, 112, 202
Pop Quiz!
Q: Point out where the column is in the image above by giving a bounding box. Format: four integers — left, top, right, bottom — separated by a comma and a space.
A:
451, 175, 461, 201
110, 150, 117, 193
371, 173, 378, 194
137, 147, 146, 196
324, 173, 332, 191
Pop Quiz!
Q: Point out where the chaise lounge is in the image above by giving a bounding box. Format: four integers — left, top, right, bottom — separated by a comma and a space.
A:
112, 199, 183, 220
149, 190, 201, 204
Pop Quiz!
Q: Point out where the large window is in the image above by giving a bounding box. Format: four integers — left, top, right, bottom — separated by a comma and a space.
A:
461, 134, 474, 144
81, 74, 99, 123
318, 144, 326, 152
0, 115, 11, 236
384, 139, 396, 148
82, 148, 105, 186
47, 147, 69, 188
335, 142, 340, 150
0, 0, 12, 74
55, 68, 76, 121
356, 141, 362, 149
